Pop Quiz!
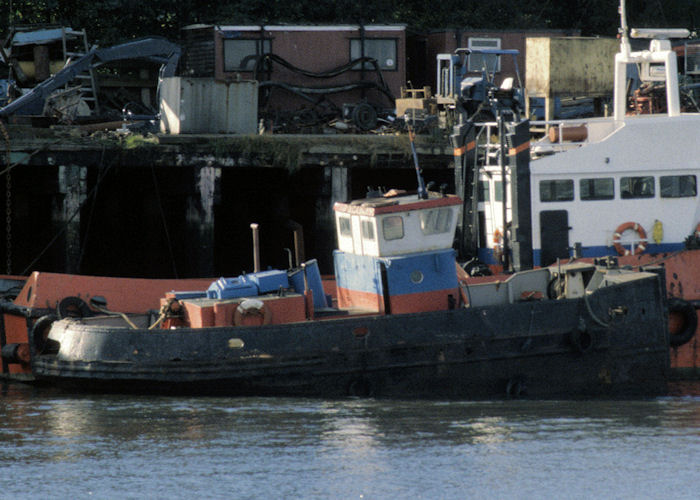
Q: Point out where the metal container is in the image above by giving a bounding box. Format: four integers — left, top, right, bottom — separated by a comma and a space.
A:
206, 277, 258, 299
160, 77, 258, 134
243, 270, 290, 294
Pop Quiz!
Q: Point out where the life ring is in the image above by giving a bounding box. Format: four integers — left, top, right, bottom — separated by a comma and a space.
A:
30, 314, 57, 355
667, 297, 697, 348
493, 229, 503, 261
612, 222, 647, 255
234, 299, 271, 326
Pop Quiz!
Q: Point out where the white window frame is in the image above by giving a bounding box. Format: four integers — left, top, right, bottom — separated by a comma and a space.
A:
223, 38, 271, 71
350, 38, 398, 71
382, 215, 404, 241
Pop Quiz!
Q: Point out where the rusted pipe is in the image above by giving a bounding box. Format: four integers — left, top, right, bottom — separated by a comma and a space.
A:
285, 220, 305, 267
548, 124, 588, 143
250, 223, 261, 273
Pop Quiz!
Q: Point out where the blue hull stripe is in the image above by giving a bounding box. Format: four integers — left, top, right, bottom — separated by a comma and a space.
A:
478, 242, 686, 267
334, 249, 457, 296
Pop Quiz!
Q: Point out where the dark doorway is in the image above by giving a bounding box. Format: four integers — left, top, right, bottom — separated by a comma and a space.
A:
539, 210, 570, 266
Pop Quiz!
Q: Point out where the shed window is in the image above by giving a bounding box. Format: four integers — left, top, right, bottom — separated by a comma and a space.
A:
468, 37, 501, 72
223, 38, 271, 71
540, 179, 574, 202
621, 176, 655, 199
420, 208, 453, 235
580, 178, 614, 200
338, 216, 352, 236
660, 175, 697, 198
382, 215, 404, 241
361, 220, 375, 240
351, 38, 397, 71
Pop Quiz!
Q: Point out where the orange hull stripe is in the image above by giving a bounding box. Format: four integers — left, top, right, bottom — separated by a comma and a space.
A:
453, 141, 476, 157
508, 141, 530, 156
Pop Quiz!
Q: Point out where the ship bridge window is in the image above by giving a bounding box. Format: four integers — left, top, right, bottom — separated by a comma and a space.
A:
540, 179, 574, 202
621, 176, 655, 199
478, 181, 489, 202
361, 220, 375, 240
382, 215, 404, 240
660, 175, 697, 198
338, 216, 352, 236
494, 181, 504, 202
420, 208, 453, 235
580, 178, 614, 200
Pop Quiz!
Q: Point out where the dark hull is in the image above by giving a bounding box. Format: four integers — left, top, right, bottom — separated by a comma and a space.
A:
32, 276, 670, 398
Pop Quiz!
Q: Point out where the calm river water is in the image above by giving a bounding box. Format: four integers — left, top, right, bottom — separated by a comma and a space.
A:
1, 382, 699, 499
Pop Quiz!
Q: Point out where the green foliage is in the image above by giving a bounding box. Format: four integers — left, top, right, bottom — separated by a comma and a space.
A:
1, 1, 698, 45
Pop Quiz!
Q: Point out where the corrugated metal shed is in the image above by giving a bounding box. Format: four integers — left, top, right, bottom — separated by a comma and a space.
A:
159, 77, 258, 134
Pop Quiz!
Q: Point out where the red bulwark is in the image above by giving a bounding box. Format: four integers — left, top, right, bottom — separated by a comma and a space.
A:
175, 294, 307, 328
337, 287, 457, 314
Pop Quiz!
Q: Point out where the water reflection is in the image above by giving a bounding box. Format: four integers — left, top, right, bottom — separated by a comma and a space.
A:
0, 382, 698, 499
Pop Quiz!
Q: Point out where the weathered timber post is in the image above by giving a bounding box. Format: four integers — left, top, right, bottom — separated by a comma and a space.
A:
185, 166, 221, 277
55, 164, 87, 273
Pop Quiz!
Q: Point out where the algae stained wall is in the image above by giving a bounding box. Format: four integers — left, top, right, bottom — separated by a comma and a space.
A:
526, 37, 619, 97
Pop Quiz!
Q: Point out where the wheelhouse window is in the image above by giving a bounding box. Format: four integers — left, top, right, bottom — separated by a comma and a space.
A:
621, 176, 655, 199
338, 216, 352, 237
540, 179, 574, 202
468, 37, 501, 72
660, 175, 697, 198
223, 38, 271, 71
382, 215, 404, 241
580, 178, 614, 200
420, 208, 453, 235
350, 38, 397, 70
361, 220, 375, 240
478, 180, 489, 202
494, 180, 504, 202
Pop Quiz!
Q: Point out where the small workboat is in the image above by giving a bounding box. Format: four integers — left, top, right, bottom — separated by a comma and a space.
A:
16, 185, 669, 397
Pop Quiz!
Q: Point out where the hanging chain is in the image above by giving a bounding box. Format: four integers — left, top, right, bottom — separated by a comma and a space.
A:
5, 171, 10, 274
1, 120, 11, 274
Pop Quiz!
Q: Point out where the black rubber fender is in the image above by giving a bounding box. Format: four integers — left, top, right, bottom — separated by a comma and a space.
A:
30, 314, 57, 355
506, 377, 527, 398
668, 298, 697, 348
57, 296, 92, 319
569, 327, 594, 354
348, 377, 373, 397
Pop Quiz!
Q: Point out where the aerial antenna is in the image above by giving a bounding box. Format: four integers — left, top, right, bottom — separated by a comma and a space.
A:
405, 115, 428, 199
619, 0, 631, 55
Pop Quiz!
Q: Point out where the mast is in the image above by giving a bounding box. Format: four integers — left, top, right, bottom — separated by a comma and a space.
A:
613, 0, 631, 120
614, 0, 688, 120
406, 120, 428, 199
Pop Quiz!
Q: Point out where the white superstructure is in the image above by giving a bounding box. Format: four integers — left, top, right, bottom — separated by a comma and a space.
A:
477, 3, 700, 267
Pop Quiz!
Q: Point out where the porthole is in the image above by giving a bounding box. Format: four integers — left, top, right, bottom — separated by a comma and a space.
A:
410, 270, 424, 284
